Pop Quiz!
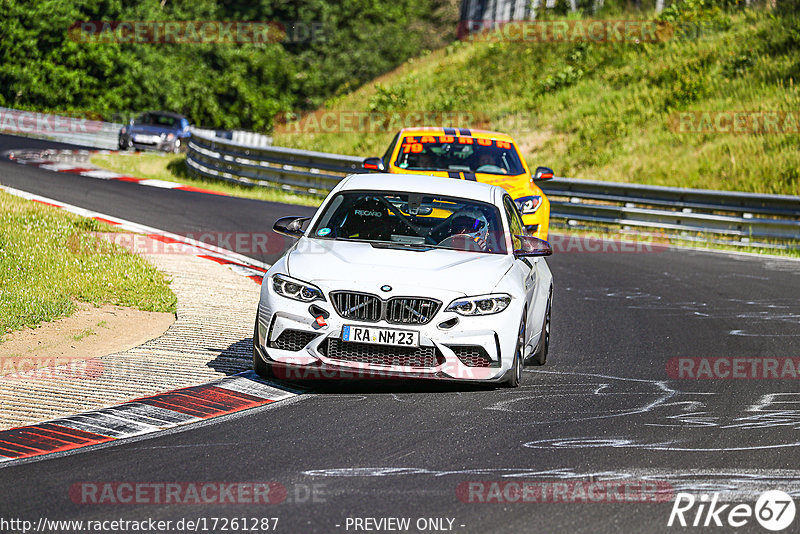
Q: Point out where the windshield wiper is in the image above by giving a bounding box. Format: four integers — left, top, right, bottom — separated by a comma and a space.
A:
328, 237, 430, 250
369, 242, 432, 251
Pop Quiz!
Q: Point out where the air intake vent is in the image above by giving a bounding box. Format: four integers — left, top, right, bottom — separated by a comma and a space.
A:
321, 338, 443, 368
269, 329, 318, 352
447, 345, 497, 367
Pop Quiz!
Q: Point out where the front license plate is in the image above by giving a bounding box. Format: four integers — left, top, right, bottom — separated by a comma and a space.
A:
342, 325, 419, 348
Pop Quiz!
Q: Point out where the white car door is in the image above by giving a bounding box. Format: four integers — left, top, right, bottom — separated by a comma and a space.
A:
502, 195, 542, 356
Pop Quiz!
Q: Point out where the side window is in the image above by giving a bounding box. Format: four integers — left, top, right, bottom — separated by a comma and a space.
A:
503, 196, 524, 251
382, 133, 400, 167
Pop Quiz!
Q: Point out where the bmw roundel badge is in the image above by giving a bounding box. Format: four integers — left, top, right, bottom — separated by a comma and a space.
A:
380, 285, 392, 292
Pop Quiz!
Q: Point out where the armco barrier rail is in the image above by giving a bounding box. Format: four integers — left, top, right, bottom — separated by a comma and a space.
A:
186, 132, 800, 245
0, 107, 122, 150
186, 133, 363, 194
0, 107, 270, 150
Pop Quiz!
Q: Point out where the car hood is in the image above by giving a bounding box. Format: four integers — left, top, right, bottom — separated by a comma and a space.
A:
286, 238, 513, 297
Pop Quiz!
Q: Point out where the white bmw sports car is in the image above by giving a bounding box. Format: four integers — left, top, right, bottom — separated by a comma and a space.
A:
253, 173, 553, 387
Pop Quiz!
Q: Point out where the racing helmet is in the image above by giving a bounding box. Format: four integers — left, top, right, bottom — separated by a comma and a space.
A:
449, 208, 489, 244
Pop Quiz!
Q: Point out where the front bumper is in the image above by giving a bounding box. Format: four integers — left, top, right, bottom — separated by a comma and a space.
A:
131, 140, 178, 152
255, 290, 521, 383
120, 133, 180, 152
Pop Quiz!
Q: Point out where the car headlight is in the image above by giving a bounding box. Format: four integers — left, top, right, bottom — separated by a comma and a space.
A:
272, 273, 325, 302
515, 196, 542, 214
446, 294, 511, 316
166, 133, 175, 141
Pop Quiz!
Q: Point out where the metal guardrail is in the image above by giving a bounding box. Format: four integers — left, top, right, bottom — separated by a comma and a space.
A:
0, 107, 122, 149
544, 179, 800, 241
186, 132, 800, 245
0, 107, 272, 151
186, 133, 363, 194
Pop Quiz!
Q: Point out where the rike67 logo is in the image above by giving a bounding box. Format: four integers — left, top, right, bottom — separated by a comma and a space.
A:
668, 491, 796, 531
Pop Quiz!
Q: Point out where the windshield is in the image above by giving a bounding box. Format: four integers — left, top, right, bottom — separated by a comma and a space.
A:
394, 135, 525, 175
311, 191, 507, 254
134, 113, 180, 128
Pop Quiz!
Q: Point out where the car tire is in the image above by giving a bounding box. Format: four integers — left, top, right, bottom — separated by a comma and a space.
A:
504, 311, 526, 388
172, 139, 181, 154
530, 287, 552, 367
252, 319, 274, 379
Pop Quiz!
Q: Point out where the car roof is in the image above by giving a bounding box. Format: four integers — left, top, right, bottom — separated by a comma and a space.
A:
398, 126, 515, 142
337, 173, 505, 204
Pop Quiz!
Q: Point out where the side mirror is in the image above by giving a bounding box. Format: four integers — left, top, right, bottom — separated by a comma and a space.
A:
363, 157, 385, 172
513, 235, 552, 257
273, 216, 311, 238
533, 166, 554, 181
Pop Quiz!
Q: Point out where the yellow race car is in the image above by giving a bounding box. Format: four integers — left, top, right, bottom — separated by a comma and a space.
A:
363, 127, 553, 240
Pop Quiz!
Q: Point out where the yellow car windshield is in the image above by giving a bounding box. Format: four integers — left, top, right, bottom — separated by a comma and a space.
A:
395, 135, 525, 175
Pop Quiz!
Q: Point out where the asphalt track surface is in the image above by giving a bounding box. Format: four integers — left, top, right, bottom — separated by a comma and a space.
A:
1, 133, 799, 533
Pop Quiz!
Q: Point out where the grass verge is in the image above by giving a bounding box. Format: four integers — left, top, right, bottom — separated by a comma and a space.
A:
0, 190, 177, 336
273, 7, 800, 196
90, 153, 322, 208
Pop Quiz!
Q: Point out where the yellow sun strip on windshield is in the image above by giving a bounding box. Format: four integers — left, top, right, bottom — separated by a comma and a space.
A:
400, 137, 511, 153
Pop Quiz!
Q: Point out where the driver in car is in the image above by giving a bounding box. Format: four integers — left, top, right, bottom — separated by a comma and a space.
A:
475, 153, 508, 174
442, 209, 490, 252
416, 152, 436, 169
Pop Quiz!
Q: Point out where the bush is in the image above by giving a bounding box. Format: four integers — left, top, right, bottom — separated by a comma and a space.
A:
0, 0, 459, 132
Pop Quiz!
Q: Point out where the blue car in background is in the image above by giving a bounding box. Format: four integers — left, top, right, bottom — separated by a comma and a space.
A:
118, 111, 191, 153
